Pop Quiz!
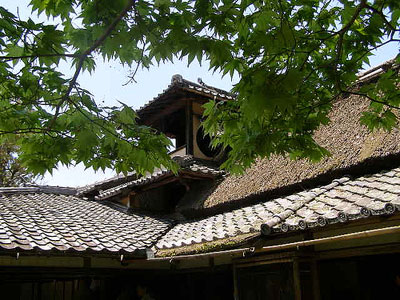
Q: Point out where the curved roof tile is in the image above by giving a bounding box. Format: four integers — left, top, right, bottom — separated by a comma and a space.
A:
156, 167, 400, 250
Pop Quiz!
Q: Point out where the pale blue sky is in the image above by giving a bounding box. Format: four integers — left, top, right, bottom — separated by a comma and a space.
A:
2, 0, 399, 187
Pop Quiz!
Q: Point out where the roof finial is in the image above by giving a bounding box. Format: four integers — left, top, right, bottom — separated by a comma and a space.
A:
198, 77, 205, 86
171, 74, 183, 84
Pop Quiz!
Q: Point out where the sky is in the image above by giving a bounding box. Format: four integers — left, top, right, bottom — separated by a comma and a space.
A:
2, 0, 399, 187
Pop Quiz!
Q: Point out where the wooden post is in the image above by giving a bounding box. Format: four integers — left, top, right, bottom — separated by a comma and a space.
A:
311, 260, 320, 300
185, 100, 193, 155
233, 264, 239, 300
293, 258, 302, 300
37, 282, 42, 300
53, 280, 56, 300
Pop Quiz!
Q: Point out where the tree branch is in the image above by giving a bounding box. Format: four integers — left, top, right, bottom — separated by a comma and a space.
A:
334, 0, 367, 90
48, 0, 137, 128
344, 90, 400, 110
123, 41, 145, 86
365, 4, 397, 33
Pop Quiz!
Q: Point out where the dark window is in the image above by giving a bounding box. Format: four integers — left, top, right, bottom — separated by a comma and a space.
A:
196, 127, 221, 157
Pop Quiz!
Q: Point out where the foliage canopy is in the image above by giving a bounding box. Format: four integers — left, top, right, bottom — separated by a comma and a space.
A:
0, 0, 399, 175
0, 142, 37, 186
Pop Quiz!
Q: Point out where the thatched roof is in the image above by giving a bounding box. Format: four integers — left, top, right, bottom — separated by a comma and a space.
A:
203, 90, 400, 210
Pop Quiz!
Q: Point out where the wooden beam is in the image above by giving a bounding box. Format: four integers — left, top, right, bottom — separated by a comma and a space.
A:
119, 194, 130, 207
317, 242, 400, 260
185, 100, 193, 155
139, 175, 179, 191
233, 251, 298, 265
262, 225, 400, 252
235, 258, 292, 268
180, 172, 216, 180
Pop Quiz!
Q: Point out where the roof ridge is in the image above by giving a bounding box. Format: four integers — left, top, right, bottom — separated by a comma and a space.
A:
179, 76, 235, 97
0, 185, 77, 195
357, 58, 398, 82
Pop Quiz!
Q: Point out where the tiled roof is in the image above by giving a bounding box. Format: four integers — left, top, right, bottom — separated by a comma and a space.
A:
0, 186, 77, 195
279, 169, 399, 232
357, 58, 398, 82
77, 172, 137, 197
0, 189, 172, 255
156, 167, 400, 250
96, 156, 224, 200
137, 75, 234, 115
1, 167, 399, 256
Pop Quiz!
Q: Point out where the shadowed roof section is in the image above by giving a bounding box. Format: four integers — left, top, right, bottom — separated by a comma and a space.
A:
203, 83, 400, 209
0, 188, 172, 257
78, 157, 224, 200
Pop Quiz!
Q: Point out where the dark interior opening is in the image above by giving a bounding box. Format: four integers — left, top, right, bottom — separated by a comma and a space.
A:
196, 127, 222, 157
319, 253, 400, 300
133, 181, 187, 213
162, 109, 186, 149
0, 267, 234, 300
237, 263, 294, 300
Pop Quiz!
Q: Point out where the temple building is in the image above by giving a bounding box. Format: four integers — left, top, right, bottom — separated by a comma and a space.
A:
0, 61, 399, 299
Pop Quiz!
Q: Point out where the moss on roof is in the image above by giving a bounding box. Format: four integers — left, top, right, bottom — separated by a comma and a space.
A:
155, 232, 258, 257
203, 93, 400, 209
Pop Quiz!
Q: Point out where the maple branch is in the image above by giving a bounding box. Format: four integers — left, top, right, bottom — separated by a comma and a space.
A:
70, 84, 148, 146
344, 90, 400, 110
334, 0, 367, 90
123, 41, 145, 86
365, 4, 397, 33
48, 0, 137, 128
